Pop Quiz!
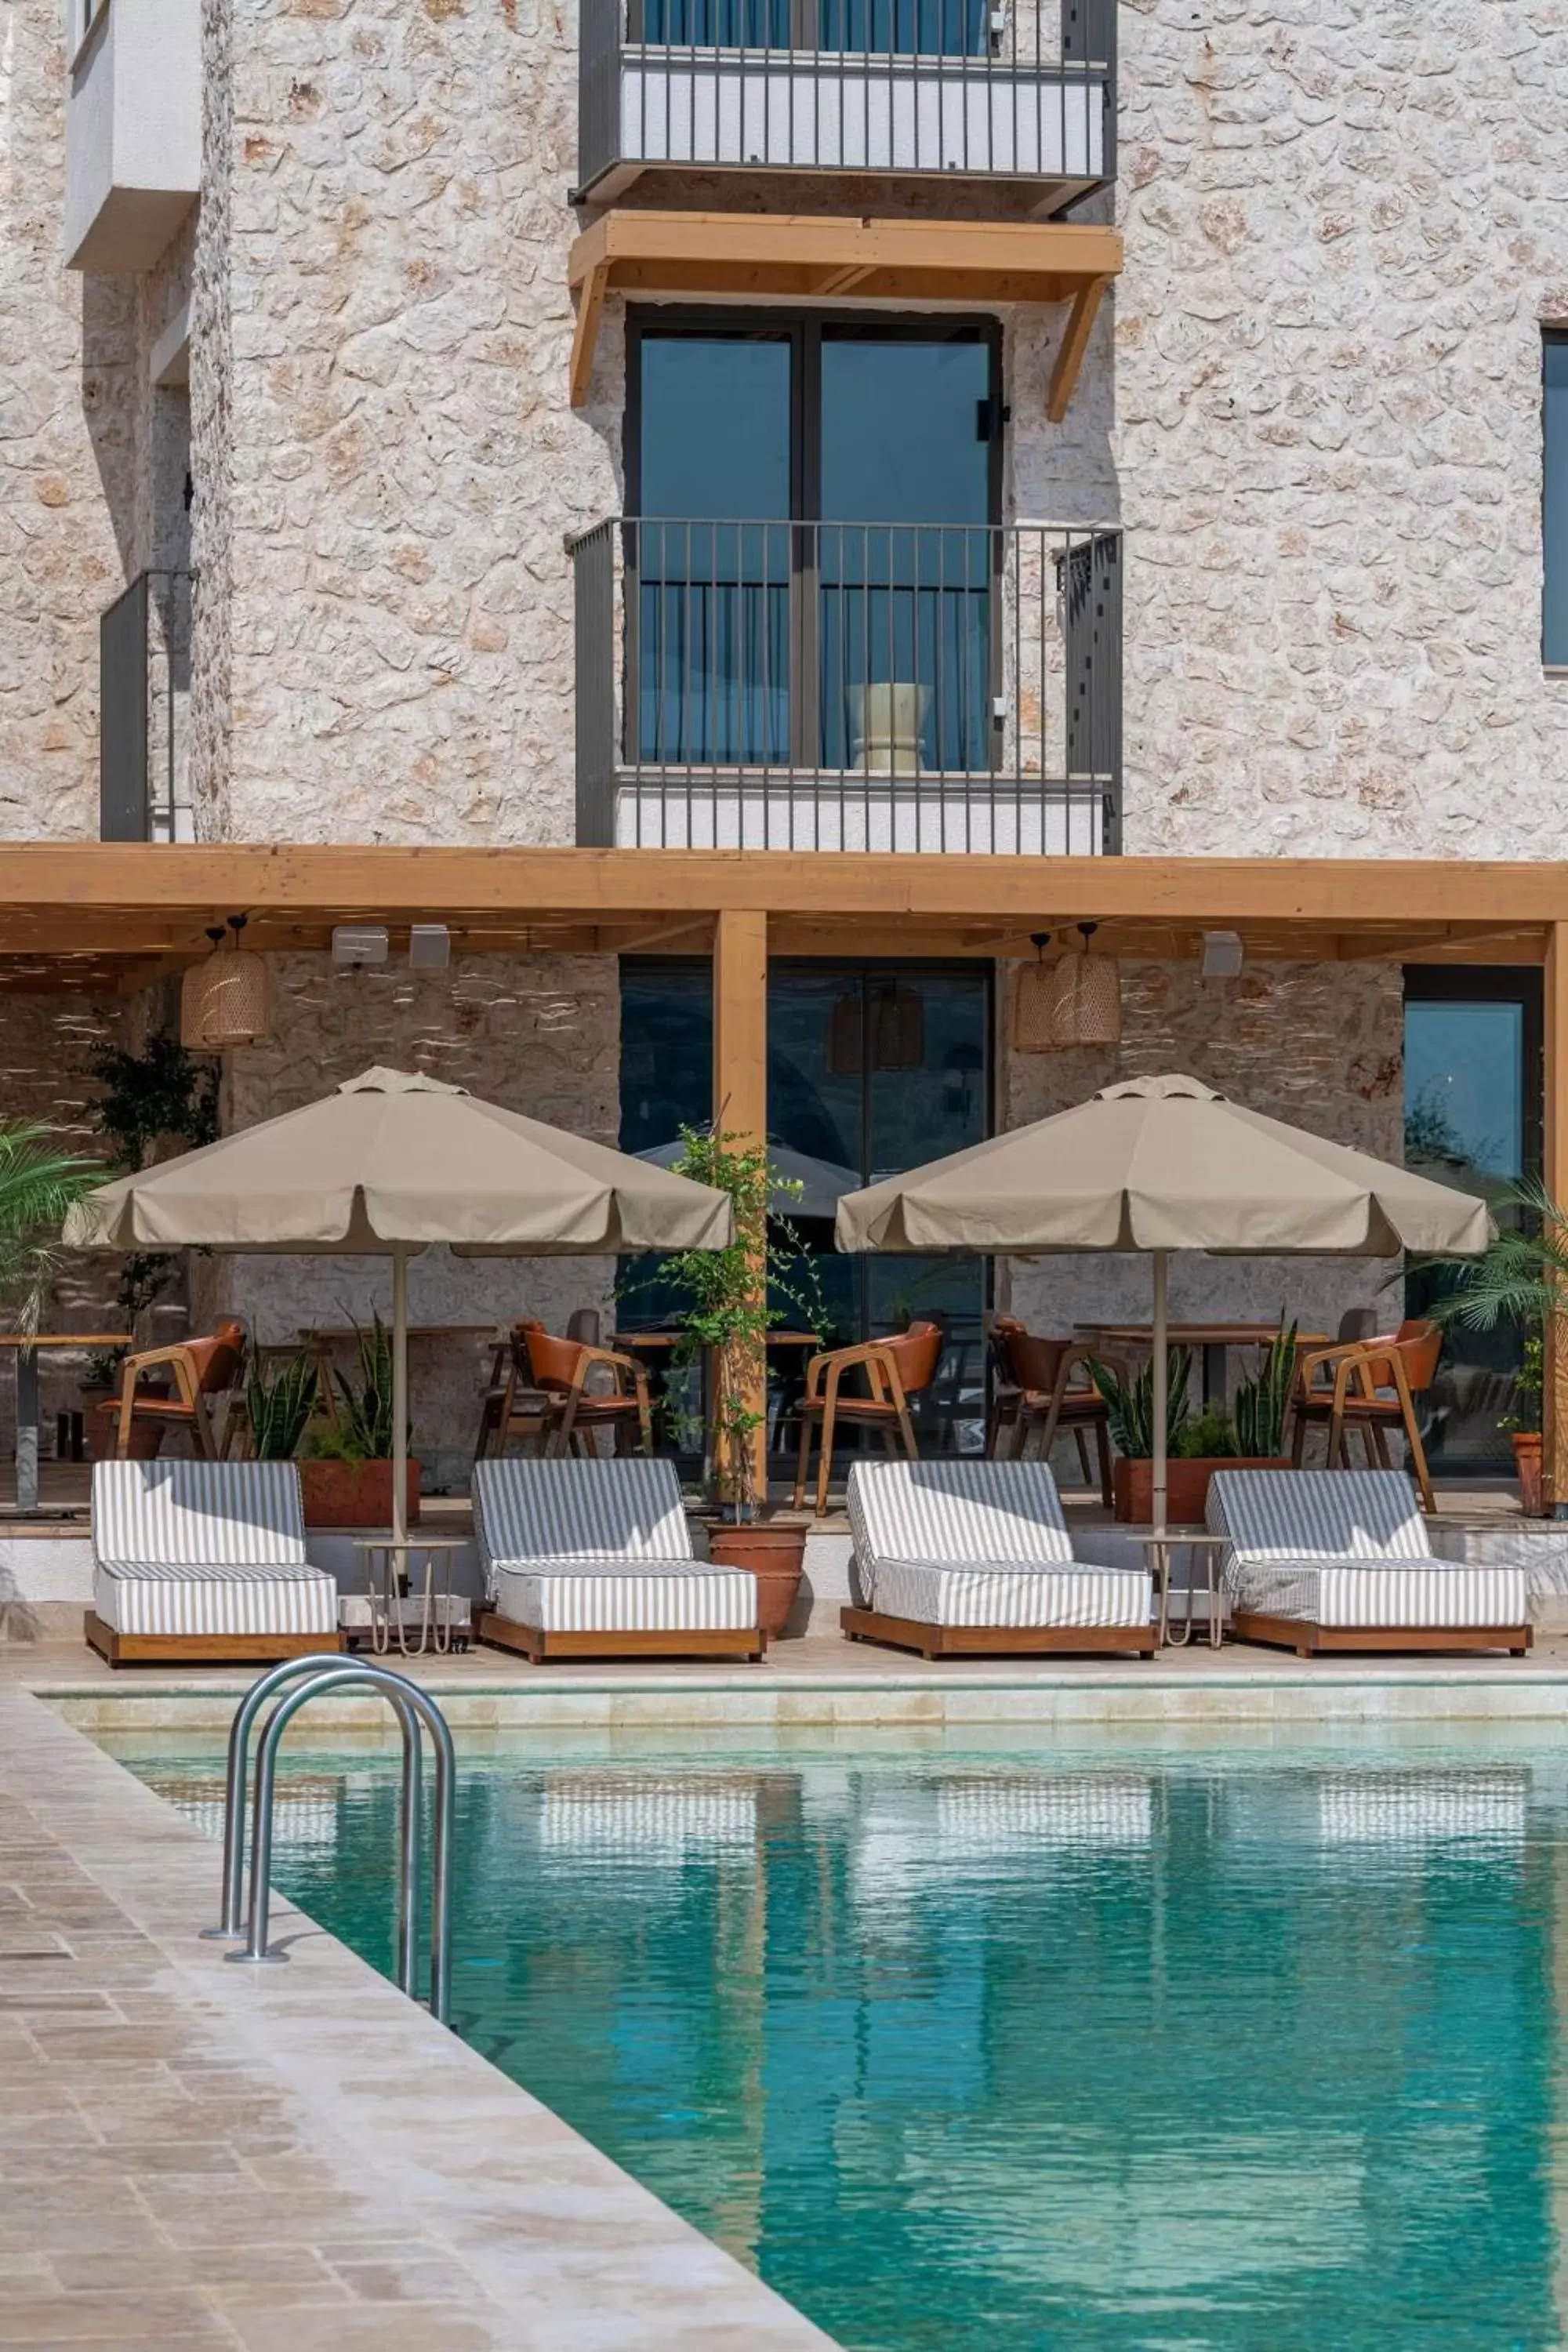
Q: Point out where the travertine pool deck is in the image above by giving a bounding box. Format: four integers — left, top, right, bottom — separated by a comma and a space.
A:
10, 1618, 1568, 2350
0, 1682, 837, 2350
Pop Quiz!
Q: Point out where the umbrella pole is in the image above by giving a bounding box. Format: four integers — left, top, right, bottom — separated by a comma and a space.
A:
1152, 1248, 1168, 1537
392, 1245, 408, 1549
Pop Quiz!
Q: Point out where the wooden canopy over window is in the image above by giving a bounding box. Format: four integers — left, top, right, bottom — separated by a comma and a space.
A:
567, 211, 1122, 415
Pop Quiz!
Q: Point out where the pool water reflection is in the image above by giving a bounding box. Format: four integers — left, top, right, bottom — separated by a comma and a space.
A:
117, 1734, 1566, 2352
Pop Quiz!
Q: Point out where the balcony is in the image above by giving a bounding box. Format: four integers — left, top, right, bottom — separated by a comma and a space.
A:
99, 571, 194, 842
572, 517, 1120, 854
579, 0, 1114, 204
65, 0, 200, 272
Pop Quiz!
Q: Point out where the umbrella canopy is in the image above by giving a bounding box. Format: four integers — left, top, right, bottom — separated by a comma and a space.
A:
636, 1138, 858, 1222
68, 1068, 735, 1258
834, 1073, 1493, 1534
835, 1073, 1494, 1258
66, 1068, 734, 1542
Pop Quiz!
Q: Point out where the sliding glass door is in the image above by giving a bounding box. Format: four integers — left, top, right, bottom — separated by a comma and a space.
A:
630, 316, 1000, 775
1403, 969, 1541, 1475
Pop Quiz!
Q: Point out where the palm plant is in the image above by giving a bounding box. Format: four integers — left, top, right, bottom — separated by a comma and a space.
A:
0, 1122, 99, 1333
1428, 1181, 1564, 1436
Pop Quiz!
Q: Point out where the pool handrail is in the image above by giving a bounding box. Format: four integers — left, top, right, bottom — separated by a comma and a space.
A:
206, 1655, 456, 2024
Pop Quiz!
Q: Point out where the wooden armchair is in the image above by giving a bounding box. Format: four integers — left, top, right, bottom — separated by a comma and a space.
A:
792, 1319, 945, 1519
516, 1319, 654, 1460
987, 1317, 1112, 1506
474, 1309, 602, 1462
1288, 1318, 1442, 1511
113, 1319, 249, 1461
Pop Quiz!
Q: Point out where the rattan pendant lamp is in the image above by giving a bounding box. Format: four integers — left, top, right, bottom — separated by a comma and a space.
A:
1012, 925, 1122, 1052
180, 915, 270, 1051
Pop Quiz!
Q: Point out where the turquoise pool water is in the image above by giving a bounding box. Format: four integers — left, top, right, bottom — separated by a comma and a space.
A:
112, 1726, 1568, 2351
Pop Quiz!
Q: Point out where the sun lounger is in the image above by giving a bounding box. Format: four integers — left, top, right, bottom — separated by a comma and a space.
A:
87, 1460, 341, 1667
842, 1458, 1155, 1658
472, 1457, 764, 1661
1207, 1468, 1530, 1656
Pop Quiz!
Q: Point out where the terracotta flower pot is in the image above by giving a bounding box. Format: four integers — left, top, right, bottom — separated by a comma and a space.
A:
707, 1521, 808, 1638
1112, 1455, 1293, 1526
299, 1457, 421, 1529
1512, 1430, 1544, 1519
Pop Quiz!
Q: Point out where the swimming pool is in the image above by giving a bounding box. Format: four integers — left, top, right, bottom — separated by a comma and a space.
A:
110, 1726, 1568, 2351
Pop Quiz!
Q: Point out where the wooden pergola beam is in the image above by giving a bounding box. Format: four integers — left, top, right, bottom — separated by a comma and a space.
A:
566, 211, 1123, 411
2, 846, 1568, 945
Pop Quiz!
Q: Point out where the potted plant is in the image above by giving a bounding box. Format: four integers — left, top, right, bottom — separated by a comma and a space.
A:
1428, 1181, 1563, 1517
0, 1120, 100, 1453
1094, 1326, 1298, 1523
298, 1312, 420, 1528
656, 1127, 825, 1637
244, 1350, 320, 1466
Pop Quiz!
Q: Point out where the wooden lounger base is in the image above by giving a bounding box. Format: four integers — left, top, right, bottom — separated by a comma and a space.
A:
841, 1606, 1156, 1661
1231, 1610, 1533, 1660
85, 1613, 345, 1670
475, 1611, 765, 1664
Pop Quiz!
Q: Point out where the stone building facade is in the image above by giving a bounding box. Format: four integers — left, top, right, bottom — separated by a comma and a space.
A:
2, 0, 1562, 1482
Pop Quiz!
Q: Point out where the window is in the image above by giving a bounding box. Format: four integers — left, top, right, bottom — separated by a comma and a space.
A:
628, 316, 1001, 771
1544, 332, 1568, 665
619, 957, 992, 1457
1404, 968, 1542, 1472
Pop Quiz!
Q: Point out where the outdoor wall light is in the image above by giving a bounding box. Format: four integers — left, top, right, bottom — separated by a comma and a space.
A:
332, 924, 389, 968
408, 924, 452, 971
1200, 931, 1245, 981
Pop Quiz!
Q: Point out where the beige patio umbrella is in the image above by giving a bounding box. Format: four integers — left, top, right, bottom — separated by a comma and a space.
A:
64, 1068, 734, 1544
834, 1073, 1494, 1531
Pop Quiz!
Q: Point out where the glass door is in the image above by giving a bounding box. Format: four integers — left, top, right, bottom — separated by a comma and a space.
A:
818, 331, 996, 775
634, 333, 794, 768
1403, 970, 1542, 1475
769, 963, 990, 1456
630, 320, 1000, 775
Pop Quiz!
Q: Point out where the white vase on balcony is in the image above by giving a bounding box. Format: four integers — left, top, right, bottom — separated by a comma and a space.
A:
848, 681, 930, 778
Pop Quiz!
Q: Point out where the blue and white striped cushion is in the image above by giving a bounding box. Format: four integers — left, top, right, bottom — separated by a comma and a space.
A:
870, 1558, 1152, 1629
93, 1461, 308, 1566
1207, 1468, 1432, 1583
473, 1459, 691, 1588
93, 1561, 337, 1638
1224, 1555, 1526, 1628
492, 1559, 757, 1633
849, 1460, 1076, 1577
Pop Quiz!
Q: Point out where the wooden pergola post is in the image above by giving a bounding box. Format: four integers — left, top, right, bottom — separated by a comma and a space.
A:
1546, 924, 1568, 1516
712, 910, 770, 1506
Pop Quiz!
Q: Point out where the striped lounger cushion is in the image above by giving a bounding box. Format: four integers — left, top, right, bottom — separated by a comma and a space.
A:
848, 1458, 1152, 1627
473, 1457, 758, 1635
870, 1557, 1152, 1628
92, 1461, 337, 1639
1207, 1468, 1526, 1628
492, 1559, 758, 1634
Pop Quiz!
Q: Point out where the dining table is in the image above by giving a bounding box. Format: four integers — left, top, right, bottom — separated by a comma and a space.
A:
1074, 1321, 1328, 1406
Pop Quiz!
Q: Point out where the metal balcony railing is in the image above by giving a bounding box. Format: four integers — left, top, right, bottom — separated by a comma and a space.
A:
579, 0, 1115, 198
99, 568, 194, 842
572, 517, 1120, 854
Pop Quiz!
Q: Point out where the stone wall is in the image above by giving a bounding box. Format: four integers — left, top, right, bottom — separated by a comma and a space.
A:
1105, 0, 1568, 859
999, 957, 1406, 1348
0, 1, 136, 839
205, 949, 622, 1486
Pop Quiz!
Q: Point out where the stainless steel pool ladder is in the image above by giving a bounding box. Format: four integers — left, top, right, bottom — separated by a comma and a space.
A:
201, 1654, 456, 2024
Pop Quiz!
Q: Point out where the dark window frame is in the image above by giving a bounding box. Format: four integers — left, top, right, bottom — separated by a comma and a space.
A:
624, 307, 1004, 526
1544, 328, 1568, 666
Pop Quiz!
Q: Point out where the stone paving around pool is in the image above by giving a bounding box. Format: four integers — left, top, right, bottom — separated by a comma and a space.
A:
0, 1685, 838, 2350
